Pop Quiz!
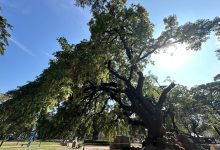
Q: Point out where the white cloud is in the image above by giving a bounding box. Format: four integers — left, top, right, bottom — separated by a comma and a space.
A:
9, 38, 35, 56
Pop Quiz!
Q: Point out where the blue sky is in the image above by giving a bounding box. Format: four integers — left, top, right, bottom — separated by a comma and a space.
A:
0, 0, 219, 93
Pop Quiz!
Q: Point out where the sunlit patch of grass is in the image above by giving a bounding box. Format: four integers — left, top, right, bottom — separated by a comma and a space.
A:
0, 141, 68, 150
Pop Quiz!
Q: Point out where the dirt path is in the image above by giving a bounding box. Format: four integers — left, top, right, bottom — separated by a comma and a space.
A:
56, 146, 73, 150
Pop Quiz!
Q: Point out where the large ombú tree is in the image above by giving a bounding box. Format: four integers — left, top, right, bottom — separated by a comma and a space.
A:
75, 1, 220, 139
1, 0, 220, 149
68, 0, 220, 148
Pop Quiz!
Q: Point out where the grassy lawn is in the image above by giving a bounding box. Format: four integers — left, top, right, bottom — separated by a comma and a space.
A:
0, 141, 69, 150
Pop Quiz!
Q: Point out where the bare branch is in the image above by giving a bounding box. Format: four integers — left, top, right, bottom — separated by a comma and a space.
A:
156, 82, 175, 109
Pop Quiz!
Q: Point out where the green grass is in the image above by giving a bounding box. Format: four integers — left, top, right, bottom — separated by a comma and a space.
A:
0, 141, 68, 150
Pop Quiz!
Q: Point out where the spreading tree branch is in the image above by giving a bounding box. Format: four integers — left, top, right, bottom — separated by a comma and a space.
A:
134, 34, 182, 65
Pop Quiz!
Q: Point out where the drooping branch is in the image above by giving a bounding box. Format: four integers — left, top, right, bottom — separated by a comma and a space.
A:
83, 80, 96, 93
110, 92, 132, 111
84, 99, 108, 120
84, 81, 119, 99
100, 82, 118, 88
81, 90, 96, 102
95, 98, 108, 116
156, 82, 175, 109
127, 118, 146, 127
107, 60, 130, 86
81, 91, 97, 114
84, 79, 132, 111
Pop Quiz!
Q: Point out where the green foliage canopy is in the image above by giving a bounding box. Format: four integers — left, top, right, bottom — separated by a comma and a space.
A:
1, 0, 220, 142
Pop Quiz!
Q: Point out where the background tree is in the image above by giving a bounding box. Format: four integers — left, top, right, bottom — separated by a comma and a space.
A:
165, 82, 220, 141
191, 81, 220, 137
0, 93, 10, 103
75, 0, 109, 12
0, 7, 12, 55
214, 49, 220, 81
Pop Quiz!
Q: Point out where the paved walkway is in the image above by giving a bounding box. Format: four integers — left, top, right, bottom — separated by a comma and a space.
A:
58, 146, 109, 150
83, 146, 109, 150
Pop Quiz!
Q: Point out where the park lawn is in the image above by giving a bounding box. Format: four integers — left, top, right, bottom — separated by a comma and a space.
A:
0, 141, 68, 150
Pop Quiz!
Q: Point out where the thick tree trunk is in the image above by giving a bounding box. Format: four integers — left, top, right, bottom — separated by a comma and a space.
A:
127, 81, 175, 143
148, 113, 165, 138
143, 122, 166, 147
148, 124, 165, 139
126, 89, 166, 144
139, 109, 166, 146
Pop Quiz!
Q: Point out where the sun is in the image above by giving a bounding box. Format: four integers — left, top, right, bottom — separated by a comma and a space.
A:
152, 43, 193, 70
